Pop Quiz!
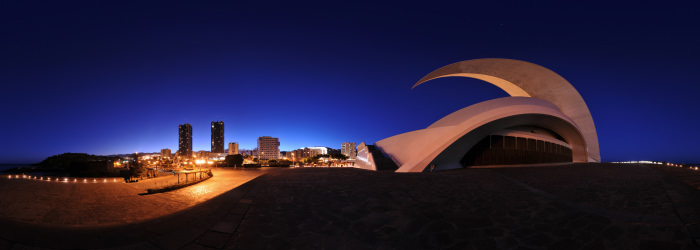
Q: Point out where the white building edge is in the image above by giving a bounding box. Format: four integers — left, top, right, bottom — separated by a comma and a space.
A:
356, 58, 600, 172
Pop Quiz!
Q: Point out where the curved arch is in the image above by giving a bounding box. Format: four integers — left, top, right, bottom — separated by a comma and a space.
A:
426, 114, 585, 172
374, 97, 587, 172
412, 58, 600, 162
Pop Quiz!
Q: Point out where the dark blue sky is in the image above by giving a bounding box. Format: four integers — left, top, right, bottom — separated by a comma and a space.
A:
1, 1, 699, 163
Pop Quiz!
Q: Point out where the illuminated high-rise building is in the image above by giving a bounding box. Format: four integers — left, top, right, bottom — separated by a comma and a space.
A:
341, 142, 356, 159
228, 142, 239, 155
211, 121, 224, 153
257, 136, 280, 160
178, 124, 193, 157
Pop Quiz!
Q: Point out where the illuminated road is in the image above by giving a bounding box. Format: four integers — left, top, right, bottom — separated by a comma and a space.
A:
0, 168, 270, 226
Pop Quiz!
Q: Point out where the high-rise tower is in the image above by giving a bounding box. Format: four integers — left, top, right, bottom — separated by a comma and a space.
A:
211, 121, 224, 153
178, 124, 193, 157
257, 136, 280, 160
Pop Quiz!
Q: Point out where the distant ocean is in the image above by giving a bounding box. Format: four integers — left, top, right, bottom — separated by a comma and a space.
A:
0, 164, 34, 172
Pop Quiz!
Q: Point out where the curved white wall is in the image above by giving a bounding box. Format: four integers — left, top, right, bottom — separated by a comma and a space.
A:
375, 97, 587, 172
413, 58, 600, 162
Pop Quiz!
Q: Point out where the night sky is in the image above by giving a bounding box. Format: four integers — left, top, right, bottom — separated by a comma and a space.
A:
1, 1, 699, 164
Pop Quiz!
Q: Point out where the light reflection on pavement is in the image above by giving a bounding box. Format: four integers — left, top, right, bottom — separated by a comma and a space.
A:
0, 167, 272, 226
157, 168, 271, 205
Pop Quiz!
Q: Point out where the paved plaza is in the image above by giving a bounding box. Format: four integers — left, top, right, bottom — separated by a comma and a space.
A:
0, 164, 699, 249
0, 168, 268, 227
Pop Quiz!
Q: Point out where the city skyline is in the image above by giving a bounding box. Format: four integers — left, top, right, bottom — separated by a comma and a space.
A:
152, 121, 353, 155
1, 1, 699, 163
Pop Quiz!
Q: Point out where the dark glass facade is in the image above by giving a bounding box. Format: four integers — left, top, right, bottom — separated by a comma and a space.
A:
461, 135, 572, 166
178, 124, 192, 157
211, 121, 224, 153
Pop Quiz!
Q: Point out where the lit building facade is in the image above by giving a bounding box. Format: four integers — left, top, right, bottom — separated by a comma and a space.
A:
257, 136, 280, 160
161, 148, 171, 159
178, 124, 193, 158
196, 150, 210, 159
341, 142, 357, 159
290, 147, 318, 161
289, 148, 303, 161
228, 142, 239, 155
308, 146, 330, 155
211, 121, 224, 153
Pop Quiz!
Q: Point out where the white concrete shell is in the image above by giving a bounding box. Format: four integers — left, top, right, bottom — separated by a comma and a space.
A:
355, 142, 377, 171
413, 58, 600, 162
375, 97, 587, 172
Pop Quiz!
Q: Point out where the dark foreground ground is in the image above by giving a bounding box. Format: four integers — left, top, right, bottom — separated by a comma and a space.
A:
1, 163, 700, 249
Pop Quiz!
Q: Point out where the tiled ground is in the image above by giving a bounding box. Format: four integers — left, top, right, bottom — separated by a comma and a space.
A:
0, 168, 267, 226
1, 163, 699, 249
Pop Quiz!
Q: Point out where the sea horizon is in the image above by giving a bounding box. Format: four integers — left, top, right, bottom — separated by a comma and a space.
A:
0, 163, 35, 172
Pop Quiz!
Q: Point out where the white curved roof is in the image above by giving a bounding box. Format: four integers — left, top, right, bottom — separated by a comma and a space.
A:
375, 97, 587, 172
413, 58, 600, 162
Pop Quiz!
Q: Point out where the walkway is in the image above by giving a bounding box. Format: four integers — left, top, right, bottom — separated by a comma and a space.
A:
0, 164, 698, 249
0, 168, 267, 227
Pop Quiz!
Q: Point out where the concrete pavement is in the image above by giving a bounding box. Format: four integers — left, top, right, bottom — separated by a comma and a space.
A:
0, 168, 268, 227
1, 164, 699, 249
